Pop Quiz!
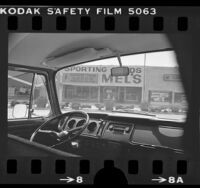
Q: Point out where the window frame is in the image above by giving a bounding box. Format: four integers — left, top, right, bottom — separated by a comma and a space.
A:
30, 73, 52, 119
8, 70, 34, 120
8, 65, 53, 120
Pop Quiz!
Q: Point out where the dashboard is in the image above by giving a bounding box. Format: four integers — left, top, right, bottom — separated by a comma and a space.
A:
63, 117, 101, 136
60, 113, 184, 152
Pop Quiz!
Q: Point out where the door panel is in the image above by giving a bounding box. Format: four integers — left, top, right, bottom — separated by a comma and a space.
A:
8, 118, 47, 139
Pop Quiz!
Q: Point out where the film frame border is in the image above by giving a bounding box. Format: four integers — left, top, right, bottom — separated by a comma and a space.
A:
0, 5, 200, 184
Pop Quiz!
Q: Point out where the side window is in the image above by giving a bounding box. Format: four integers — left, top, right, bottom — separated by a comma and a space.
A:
8, 70, 33, 119
8, 70, 51, 119
31, 74, 51, 118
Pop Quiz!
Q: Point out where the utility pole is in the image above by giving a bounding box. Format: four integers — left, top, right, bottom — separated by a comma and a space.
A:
142, 53, 146, 103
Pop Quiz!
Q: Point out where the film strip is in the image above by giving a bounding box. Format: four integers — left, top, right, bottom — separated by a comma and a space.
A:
0, 159, 188, 183
3, 159, 187, 175
0, 5, 200, 185
6, 15, 189, 31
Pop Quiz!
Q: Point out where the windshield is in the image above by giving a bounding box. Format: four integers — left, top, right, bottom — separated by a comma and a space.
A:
55, 50, 188, 122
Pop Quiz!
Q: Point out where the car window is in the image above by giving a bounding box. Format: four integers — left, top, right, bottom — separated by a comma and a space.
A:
55, 50, 188, 122
8, 70, 51, 119
8, 70, 33, 119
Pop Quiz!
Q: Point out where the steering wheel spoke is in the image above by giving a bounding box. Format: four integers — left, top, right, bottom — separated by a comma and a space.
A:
67, 126, 83, 135
30, 110, 89, 146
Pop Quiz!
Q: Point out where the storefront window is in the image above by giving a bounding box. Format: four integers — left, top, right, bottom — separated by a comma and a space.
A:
174, 92, 187, 104
90, 87, 98, 99
64, 85, 98, 101
125, 87, 142, 102
78, 87, 89, 99
102, 87, 116, 101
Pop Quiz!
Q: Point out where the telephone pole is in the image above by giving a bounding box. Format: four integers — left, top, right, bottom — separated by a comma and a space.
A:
142, 53, 146, 103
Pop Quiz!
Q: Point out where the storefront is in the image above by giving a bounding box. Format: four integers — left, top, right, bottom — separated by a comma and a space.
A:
58, 65, 187, 111
63, 85, 99, 102
60, 65, 143, 105
145, 67, 187, 110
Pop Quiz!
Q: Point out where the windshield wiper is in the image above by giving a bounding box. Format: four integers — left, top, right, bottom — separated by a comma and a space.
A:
112, 109, 156, 117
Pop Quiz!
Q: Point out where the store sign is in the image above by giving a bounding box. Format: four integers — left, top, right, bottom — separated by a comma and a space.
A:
101, 70, 142, 86
64, 73, 98, 84
63, 65, 143, 87
149, 90, 172, 103
65, 66, 107, 73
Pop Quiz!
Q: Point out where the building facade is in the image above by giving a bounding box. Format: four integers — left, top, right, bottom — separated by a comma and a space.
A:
56, 65, 187, 110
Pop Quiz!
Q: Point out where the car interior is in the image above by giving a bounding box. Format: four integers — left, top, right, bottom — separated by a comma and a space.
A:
6, 33, 200, 170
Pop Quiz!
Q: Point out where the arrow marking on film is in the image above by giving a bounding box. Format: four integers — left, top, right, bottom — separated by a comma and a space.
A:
59, 177, 75, 183
152, 177, 167, 183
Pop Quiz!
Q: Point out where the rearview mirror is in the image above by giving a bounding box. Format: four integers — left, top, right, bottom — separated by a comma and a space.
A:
111, 67, 129, 76
12, 104, 28, 118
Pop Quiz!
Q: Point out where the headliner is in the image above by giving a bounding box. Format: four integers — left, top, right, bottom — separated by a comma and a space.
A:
9, 33, 172, 70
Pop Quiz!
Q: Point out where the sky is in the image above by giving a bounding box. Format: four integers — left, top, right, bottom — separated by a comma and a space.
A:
82, 50, 178, 67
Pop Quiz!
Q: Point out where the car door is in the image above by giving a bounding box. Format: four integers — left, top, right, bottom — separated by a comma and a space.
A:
8, 66, 53, 139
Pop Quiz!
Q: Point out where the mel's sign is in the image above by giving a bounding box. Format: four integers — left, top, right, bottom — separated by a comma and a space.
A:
62, 65, 143, 87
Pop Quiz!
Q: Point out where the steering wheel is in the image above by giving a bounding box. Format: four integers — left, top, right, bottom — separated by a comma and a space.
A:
30, 110, 89, 146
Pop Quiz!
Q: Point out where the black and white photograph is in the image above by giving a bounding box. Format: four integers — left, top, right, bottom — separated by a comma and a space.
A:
8, 33, 186, 150
6, 33, 192, 183
0, 5, 200, 185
